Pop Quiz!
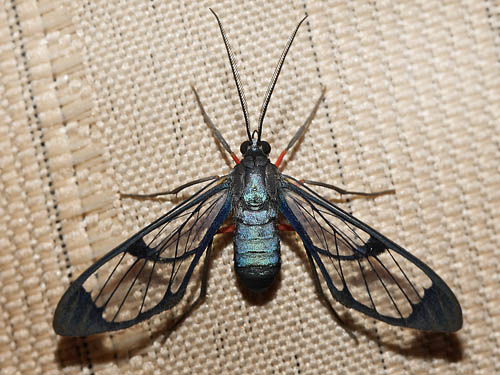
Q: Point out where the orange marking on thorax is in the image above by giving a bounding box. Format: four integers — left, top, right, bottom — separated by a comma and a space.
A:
275, 150, 287, 168
278, 223, 295, 232
231, 153, 240, 164
217, 225, 235, 234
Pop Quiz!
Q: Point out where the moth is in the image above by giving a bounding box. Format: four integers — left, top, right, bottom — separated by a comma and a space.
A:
53, 10, 462, 336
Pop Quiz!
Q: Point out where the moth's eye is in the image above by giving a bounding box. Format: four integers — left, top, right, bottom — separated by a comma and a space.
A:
240, 141, 251, 155
261, 141, 271, 154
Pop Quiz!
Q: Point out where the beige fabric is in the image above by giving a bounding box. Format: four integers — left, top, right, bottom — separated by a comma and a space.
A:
1, 0, 499, 374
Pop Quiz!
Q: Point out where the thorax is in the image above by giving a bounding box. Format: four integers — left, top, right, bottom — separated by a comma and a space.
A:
231, 154, 280, 222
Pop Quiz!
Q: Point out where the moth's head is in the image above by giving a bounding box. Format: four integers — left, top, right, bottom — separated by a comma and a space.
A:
240, 134, 271, 157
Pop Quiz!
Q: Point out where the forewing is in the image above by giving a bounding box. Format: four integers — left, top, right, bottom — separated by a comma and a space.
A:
53, 178, 231, 336
279, 176, 462, 332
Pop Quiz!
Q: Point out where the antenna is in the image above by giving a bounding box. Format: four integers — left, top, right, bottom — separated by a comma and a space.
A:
210, 9, 252, 141
257, 15, 308, 142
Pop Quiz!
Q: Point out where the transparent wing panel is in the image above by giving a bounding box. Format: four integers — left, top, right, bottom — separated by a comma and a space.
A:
54, 180, 230, 336
280, 177, 461, 332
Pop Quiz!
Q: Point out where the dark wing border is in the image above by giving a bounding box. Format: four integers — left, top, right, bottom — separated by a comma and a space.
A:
53, 178, 231, 336
279, 176, 462, 332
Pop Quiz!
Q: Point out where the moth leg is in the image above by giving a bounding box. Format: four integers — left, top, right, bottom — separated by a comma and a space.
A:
192, 85, 240, 164
305, 249, 358, 343
275, 87, 326, 168
163, 241, 213, 338
120, 175, 220, 199
301, 179, 395, 200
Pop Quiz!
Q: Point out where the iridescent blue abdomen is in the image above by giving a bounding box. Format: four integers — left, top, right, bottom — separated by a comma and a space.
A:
234, 209, 280, 292
231, 155, 281, 292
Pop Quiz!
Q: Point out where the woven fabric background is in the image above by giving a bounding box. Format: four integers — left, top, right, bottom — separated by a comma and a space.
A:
1, 0, 499, 374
